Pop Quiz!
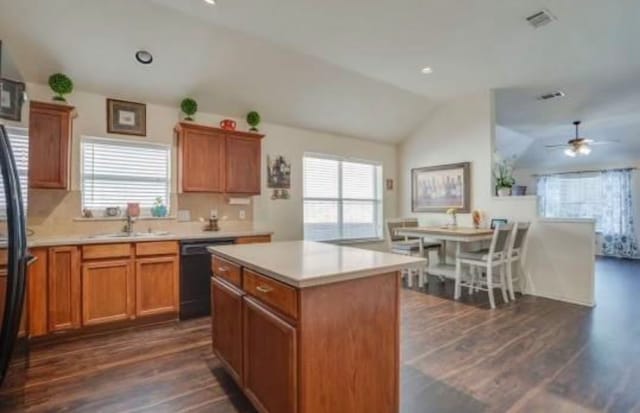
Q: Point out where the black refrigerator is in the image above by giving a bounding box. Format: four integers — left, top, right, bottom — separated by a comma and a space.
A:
0, 40, 30, 388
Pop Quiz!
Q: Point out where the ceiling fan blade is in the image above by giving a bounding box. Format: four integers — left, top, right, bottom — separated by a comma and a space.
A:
589, 140, 620, 145
545, 144, 568, 148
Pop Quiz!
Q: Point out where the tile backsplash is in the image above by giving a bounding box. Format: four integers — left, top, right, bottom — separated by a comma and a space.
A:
28, 189, 254, 237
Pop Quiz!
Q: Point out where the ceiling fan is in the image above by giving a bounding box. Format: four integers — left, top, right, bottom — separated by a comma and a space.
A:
545, 121, 619, 157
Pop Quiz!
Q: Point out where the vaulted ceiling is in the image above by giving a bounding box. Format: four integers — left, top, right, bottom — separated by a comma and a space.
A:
2, 0, 640, 143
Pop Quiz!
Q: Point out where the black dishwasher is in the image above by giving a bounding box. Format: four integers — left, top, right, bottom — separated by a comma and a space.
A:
180, 238, 234, 320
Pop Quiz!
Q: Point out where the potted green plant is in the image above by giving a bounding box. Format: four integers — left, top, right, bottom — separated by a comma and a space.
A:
494, 157, 516, 197
180, 98, 198, 121
151, 197, 168, 217
48, 73, 74, 102
246, 111, 261, 132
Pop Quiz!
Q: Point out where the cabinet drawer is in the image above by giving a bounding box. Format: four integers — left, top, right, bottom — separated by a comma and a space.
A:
82, 243, 131, 260
235, 235, 271, 245
243, 269, 298, 320
135, 241, 178, 257
212, 256, 242, 287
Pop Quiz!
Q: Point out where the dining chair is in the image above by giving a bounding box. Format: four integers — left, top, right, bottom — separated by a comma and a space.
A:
454, 223, 513, 309
505, 222, 531, 300
385, 218, 440, 287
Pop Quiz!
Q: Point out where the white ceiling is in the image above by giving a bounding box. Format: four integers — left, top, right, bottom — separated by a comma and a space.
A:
2, 0, 640, 143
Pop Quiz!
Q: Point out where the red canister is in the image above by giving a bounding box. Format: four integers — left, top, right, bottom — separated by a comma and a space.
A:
219, 119, 237, 131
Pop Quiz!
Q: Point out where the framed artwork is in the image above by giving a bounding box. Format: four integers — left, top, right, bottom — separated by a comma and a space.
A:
412, 162, 471, 213
107, 98, 146, 136
267, 155, 291, 189
0, 78, 26, 122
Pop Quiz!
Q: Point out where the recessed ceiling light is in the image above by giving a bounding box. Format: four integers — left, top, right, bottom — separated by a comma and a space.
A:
135, 50, 153, 65
421, 66, 433, 74
204, 0, 216, 4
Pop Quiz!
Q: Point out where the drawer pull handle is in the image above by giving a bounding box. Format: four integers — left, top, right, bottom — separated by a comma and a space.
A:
256, 285, 273, 293
218, 266, 228, 273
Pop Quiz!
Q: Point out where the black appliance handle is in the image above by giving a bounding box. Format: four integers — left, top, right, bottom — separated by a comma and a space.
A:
0, 124, 28, 387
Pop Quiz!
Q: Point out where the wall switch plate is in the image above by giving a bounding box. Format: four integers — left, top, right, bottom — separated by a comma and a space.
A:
239, 209, 246, 220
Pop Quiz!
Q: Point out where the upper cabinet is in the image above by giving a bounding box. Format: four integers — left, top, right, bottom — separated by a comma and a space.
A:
29, 101, 76, 189
175, 122, 264, 195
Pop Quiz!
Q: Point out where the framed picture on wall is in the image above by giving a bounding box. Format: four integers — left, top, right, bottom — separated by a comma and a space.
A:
0, 78, 26, 122
107, 98, 146, 136
412, 162, 471, 213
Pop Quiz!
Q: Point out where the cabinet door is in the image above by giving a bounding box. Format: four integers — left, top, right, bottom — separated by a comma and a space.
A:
179, 127, 225, 192
225, 136, 261, 194
243, 297, 297, 413
28, 101, 74, 189
136, 256, 179, 317
211, 277, 244, 384
27, 248, 49, 337
48, 246, 81, 332
82, 259, 135, 326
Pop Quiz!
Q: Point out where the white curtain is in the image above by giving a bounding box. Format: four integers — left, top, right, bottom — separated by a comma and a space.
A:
537, 169, 639, 259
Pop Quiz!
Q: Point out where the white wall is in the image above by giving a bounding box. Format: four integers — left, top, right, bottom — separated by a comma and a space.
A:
398, 91, 596, 306
11, 83, 397, 246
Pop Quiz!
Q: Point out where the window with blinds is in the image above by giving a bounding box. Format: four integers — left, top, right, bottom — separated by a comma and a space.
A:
303, 154, 383, 241
81, 137, 170, 215
0, 126, 29, 214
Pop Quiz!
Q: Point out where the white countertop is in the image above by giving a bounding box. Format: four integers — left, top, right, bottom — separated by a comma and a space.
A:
28, 229, 273, 248
208, 240, 426, 288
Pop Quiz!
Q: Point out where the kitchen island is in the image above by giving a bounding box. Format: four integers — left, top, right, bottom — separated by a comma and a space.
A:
208, 240, 425, 413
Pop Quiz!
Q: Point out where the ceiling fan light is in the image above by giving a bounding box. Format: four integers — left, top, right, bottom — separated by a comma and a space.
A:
564, 147, 577, 157
578, 145, 591, 155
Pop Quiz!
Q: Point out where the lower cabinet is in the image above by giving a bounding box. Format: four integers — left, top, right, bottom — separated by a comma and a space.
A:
82, 259, 135, 326
48, 246, 81, 332
243, 297, 297, 413
136, 255, 179, 317
211, 277, 244, 383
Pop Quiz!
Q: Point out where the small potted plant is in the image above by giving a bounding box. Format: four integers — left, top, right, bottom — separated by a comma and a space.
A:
446, 208, 458, 228
494, 157, 515, 197
180, 98, 198, 121
246, 111, 261, 132
48, 73, 74, 103
151, 197, 168, 217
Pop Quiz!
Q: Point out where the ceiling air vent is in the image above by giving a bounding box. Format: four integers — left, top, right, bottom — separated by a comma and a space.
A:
526, 9, 556, 28
537, 90, 565, 101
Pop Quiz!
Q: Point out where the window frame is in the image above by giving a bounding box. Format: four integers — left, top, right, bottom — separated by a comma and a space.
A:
303, 152, 384, 243
80, 135, 172, 217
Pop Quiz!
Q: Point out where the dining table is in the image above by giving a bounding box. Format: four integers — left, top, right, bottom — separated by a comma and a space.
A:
394, 226, 494, 279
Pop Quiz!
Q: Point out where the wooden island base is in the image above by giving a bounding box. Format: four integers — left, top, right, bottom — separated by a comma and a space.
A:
211, 255, 401, 413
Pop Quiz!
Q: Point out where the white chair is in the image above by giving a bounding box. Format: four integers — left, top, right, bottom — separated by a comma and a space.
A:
505, 222, 531, 300
385, 218, 441, 287
454, 223, 513, 309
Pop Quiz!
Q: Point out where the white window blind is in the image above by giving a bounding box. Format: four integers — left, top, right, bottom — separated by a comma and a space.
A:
82, 137, 170, 214
0, 126, 28, 213
303, 154, 383, 241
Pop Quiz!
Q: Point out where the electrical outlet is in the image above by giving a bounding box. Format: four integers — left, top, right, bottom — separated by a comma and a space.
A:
239, 209, 246, 220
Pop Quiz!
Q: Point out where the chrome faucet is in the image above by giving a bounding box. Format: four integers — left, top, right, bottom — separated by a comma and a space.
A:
123, 214, 136, 235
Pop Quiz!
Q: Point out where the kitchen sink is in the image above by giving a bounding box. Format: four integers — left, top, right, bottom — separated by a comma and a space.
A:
88, 231, 172, 239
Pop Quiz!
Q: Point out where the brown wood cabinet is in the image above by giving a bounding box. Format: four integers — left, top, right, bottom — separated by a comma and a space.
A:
27, 248, 48, 337
176, 122, 226, 192
176, 122, 264, 194
82, 259, 135, 326
135, 255, 179, 317
243, 297, 297, 413
211, 277, 244, 384
225, 136, 261, 194
48, 246, 81, 332
235, 235, 272, 245
28, 101, 75, 189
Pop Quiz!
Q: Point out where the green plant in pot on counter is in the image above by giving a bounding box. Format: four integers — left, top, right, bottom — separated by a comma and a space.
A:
151, 197, 168, 217
48, 73, 74, 102
493, 155, 516, 197
180, 98, 198, 121
246, 111, 261, 132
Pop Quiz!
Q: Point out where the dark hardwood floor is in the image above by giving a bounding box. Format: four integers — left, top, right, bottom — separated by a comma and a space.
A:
1, 257, 638, 412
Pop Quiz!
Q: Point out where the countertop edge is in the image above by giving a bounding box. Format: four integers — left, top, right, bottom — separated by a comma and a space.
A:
28, 230, 274, 248
208, 247, 426, 288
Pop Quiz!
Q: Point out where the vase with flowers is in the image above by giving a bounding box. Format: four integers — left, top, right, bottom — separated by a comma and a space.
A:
472, 210, 482, 229
446, 208, 458, 228
494, 155, 516, 197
